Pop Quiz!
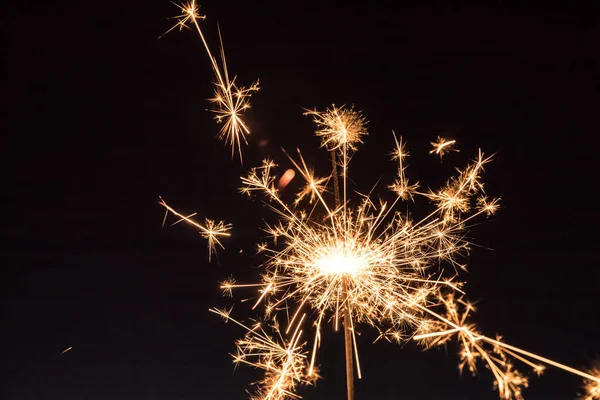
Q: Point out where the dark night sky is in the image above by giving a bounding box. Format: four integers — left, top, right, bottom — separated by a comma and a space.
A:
3, 1, 600, 399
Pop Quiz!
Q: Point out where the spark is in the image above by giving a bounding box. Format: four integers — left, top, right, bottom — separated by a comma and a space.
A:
210, 308, 317, 400
60, 346, 72, 355
413, 294, 600, 399
220, 277, 236, 297
159, 0, 204, 38
583, 366, 600, 400
163, 1, 259, 162
388, 132, 419, 201
429, 136, 458, 159
303, 105, 368, 152
159, 197, 231, 262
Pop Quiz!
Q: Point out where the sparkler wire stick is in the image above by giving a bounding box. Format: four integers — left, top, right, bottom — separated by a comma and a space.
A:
343, 277, 355, 400
328, 139, 356, 400
330, 150, 341, 207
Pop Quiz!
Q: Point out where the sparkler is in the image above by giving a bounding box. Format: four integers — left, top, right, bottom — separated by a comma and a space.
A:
162, 3, 599, 399
161, 0, 259, 162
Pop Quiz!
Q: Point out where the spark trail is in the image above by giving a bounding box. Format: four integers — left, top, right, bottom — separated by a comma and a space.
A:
160, 197, 231, 262
162, 0, 259, 162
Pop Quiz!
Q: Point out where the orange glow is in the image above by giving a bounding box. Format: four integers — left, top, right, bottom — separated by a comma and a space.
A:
277, 169, 295, 190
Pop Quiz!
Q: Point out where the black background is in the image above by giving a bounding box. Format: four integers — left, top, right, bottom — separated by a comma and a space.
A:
3, 1, 599, 399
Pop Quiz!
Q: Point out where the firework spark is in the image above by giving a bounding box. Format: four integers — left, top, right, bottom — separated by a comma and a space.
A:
583, 366, 600, 400
430, 136, 458, 159
388, 132, 419, 201
210, 308, 317, 400
413, 294, 600, 400
159, 0, 205, 38
159, 197, 231, 262
413, 294, 541, 400
163, 1, 259, 162
304, 105, 368, 152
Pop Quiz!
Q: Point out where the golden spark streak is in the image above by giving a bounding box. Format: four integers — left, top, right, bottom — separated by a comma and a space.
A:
388, 132, 419, 201
429, 136, 458, 159
159, 197, 231, 262
210, 308, 317, 400
583, 366, 600, 400
412, 294, 600, 400
162, 1, 259, 162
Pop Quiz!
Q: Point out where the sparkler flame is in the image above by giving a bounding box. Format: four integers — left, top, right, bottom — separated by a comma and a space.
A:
162, 4, 599, 399
225, 106, 505, 392
223, 112, 599, 398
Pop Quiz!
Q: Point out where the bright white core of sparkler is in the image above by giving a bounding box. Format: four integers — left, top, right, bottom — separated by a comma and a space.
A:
314, 245, 366, 276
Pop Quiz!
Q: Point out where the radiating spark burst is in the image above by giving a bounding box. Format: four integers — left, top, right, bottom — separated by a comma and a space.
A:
215, 121, 599, 398
303, 105, 368, 152
159, 0, 205, 37
226, 114, 501, 384
162, 1, 259, 162
413, 294, 539, 400
388, 132, 419, 201
430, 136, 458, 159
210, 308, 317, 400
159, 197, 231, 262
413, 294, 600, 399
